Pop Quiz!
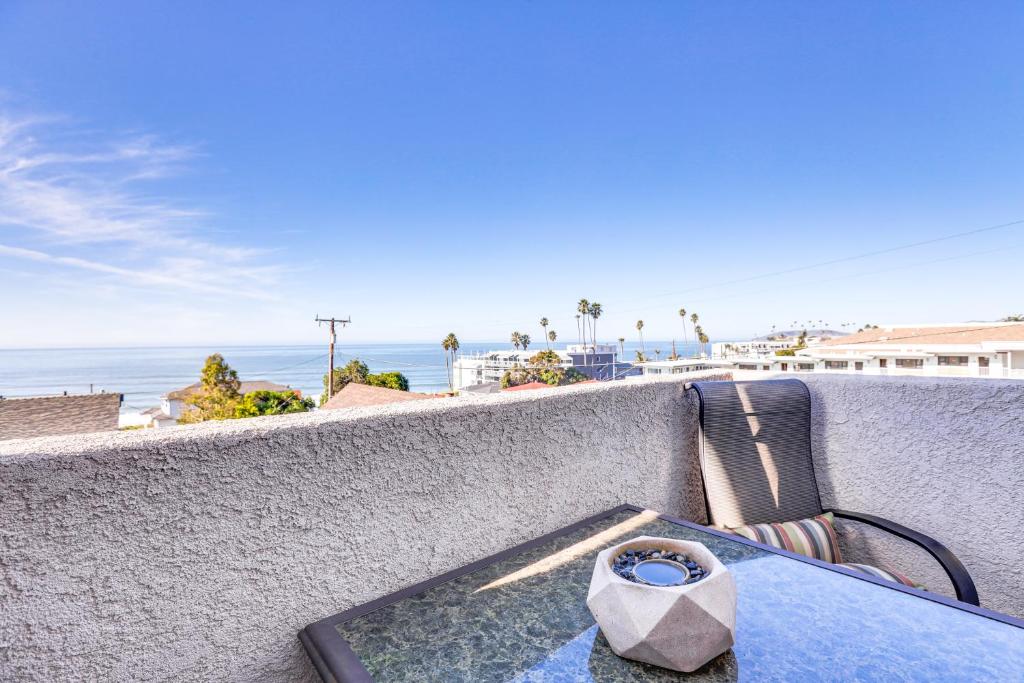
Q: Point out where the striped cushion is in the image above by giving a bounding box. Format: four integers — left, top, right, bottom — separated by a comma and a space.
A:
727, 512, 843, 563
840, 563, 924, 589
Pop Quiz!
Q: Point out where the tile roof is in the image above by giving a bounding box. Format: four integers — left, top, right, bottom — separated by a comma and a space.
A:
165, 380, 293, 400
820, 323, 1024, 347
320, 383, 437, 409
503, 381, 554, 392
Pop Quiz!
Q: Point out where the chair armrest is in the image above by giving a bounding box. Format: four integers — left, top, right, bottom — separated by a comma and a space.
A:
828, 508, 979, 606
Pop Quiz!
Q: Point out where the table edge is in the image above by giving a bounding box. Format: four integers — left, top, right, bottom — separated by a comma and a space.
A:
299, 503, 1024, 682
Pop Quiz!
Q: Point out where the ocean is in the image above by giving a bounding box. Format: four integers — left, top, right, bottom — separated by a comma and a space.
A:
0, 340, 699, 416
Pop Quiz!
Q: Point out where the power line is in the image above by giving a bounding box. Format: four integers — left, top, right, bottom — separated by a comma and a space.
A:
316, 315, 351, 400
617, 217, 1024, 306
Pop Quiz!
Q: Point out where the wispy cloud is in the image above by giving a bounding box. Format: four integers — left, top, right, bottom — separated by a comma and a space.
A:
0, 112, 286, 300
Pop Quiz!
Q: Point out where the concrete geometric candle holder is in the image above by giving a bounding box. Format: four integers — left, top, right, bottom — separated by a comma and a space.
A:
586, 535, 737, 672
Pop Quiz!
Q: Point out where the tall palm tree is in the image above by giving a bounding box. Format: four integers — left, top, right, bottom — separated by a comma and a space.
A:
511, 331, 522, 350
618, 337, 625, 358
690, 313, 699, 356
442, 333, 459, 393
590, 302, 602, 353
575, 314, 582, 345
678, 308, 688, 356
540, 317, 550, 349
698, 329, 710, 358
520, 333, 531, 351
577, 299, 590, 364
636, 320, 645, 356
548, 330, 557, 345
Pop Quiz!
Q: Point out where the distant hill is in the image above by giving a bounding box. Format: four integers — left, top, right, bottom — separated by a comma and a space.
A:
753, 329, 849, 341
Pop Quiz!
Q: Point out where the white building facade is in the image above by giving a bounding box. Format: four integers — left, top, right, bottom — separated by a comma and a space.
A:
726, 323, 1024, 379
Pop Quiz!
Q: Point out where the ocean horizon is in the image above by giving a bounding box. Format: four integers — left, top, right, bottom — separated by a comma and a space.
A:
0, 340, 709, 415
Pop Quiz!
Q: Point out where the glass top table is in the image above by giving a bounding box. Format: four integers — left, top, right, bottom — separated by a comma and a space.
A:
300, 505, 1024, 682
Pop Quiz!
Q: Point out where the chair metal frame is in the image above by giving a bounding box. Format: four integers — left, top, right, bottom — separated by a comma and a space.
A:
689, 378, 979, 606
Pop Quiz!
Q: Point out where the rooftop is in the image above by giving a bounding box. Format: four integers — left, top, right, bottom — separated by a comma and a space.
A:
321, 383, 438, 409
164, 379, 293, 400
820, 322, 1024, 347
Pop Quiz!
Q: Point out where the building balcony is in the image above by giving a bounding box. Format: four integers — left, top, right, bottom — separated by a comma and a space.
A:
1, 373, 1022, 680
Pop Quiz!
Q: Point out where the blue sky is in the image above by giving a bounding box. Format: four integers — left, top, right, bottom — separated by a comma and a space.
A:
1, 2, 1022, 347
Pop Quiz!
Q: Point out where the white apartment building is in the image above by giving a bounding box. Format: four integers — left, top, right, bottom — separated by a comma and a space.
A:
640, 358, 737, 377
730, 323, 1024, 379
453, 343, 629, 390
711, 339, 795, 358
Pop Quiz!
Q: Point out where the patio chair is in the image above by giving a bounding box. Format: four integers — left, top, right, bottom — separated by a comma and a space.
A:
688, 378, 979, 605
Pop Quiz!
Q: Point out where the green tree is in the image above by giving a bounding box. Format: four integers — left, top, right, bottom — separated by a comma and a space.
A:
618, 337, 625, 358
500, 349, 587, 388
234, 390, 314, 418
442, 333, 459, 393
548, 329, 557, 345
179, 353, 241, 423
1002, 314, 1024, 322
321, 359, 370, 405
365, 372, 410, 391
540, 317, 550, 348
636, 320, 645, 356
511, 331, 522, 350
520, 333, 531, 350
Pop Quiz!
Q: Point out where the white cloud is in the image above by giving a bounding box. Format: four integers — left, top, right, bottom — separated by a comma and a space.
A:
0, 112, 287, 301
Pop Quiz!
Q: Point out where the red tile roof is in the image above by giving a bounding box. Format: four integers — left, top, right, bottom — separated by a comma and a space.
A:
502, 381, 553, 392
321, 383, 437, 409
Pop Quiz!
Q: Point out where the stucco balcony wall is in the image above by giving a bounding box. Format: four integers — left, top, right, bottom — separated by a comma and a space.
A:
1, 372, 1021, 681
0, 372, 726, 682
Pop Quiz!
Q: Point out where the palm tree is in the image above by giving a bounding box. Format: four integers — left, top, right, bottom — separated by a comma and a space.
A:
540, 317, 550, 349
678, 308, 688, 356
636, 320, 645, 356
698, 329, 710, 358
575, 314, 582, 345
690, 313, 699, 354
654, 348, 662, 359
590, 302, 602, 352
442, 333, 460, 393
577, 299, 590, 364
511, 331, 522, 350
520, 333, 531, 351
548, 330, 557, 345
618, 337, 625, 358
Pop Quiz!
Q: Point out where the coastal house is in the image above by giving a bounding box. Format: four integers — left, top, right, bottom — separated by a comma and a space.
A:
141, 379, 296, 428
0, 392, 122, 441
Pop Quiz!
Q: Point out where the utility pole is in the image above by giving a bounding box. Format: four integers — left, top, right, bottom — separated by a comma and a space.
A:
315, 314, 351, 400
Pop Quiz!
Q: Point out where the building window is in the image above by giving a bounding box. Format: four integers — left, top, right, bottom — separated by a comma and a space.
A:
855, 362, 864, 371
738, 364, 757, 370
895, 358, 923, 369
798, 363, 815, 371
979, 357, 990, 367
938, 356, 969, 366
824, 361, 848, 370
879, 358, 887, 368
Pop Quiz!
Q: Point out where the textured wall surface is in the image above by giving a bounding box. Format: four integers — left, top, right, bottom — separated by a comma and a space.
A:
2, 372, 1021, 681
0, 393, 121, 440
0, 373, 726, 682
800, 374, 1024, 615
